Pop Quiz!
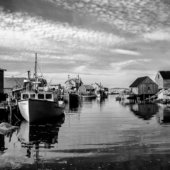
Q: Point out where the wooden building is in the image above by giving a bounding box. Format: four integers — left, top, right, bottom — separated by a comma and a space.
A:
155, 71, 170, 90
129, 76, 158, 97
0, 69, 6, 94
4, 77, 25, 94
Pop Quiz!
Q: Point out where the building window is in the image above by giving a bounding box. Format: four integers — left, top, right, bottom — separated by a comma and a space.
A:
148, 86, 151, 91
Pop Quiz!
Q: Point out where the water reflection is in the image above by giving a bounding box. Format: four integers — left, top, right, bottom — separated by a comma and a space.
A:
97, 97, 106, 111
65, 100, 82, 113
157, 105, 170, 125
3, 96, 170, 169
129, 104, 158, 120
17, 115, 65, 158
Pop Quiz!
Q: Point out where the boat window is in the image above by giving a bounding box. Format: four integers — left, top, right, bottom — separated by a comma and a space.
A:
30, 94, 35, 99
23, 94, 29, 99
46, 93, 52, 99
38, 93, 44, 99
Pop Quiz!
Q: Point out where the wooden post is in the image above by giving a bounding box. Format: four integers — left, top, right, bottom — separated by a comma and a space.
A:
7, 97, 12, 124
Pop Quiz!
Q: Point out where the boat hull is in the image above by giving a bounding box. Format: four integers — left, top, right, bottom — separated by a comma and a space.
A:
18, 99, 64, 123
80, 94, 96, 100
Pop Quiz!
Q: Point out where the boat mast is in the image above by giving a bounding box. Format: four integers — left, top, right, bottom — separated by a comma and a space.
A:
35, 53, 38, 82
34, 53, 39, 91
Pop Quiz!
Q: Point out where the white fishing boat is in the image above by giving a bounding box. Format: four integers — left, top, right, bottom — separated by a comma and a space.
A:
18, 92, 64, 122
18, 54, 64, 123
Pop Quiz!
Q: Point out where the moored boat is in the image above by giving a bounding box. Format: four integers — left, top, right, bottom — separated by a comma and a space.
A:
18, 92, 64, 122
79, 84, 97, 100
18, 53, 64, 123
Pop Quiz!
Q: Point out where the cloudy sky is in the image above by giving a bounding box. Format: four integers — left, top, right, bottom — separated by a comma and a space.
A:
0, 0, 170, 87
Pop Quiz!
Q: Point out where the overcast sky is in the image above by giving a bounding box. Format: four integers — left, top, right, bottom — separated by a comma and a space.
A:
0, 0, 170, 87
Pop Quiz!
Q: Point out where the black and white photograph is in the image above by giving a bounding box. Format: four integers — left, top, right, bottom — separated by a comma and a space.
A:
0, 0, 170, 169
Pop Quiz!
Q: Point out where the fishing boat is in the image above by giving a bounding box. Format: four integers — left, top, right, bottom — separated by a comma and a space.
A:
18, 54, 64, 123
64, 75, 82, 103
79, 84, 97, 100
95, 83, 108, 99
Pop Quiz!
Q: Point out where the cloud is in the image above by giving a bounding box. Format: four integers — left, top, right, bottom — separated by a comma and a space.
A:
74, 65, 86, 73
48, 0, 170, 33
112, 49, 141, 56
143, 30, 170, 41
110, 59, 151, 71
0, 10, 125, 51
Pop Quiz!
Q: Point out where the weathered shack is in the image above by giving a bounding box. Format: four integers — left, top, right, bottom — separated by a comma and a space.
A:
155, 71, 170, 90
129, 76, 158, 99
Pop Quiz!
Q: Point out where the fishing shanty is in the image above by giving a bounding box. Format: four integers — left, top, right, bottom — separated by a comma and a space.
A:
129, 76, 158, 102
116, 71, 170, 104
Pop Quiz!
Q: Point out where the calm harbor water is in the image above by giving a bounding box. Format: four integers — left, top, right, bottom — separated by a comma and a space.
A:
1, 95, 170, 169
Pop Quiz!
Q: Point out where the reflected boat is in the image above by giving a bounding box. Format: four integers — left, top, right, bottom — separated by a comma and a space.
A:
18, 115, 65, 149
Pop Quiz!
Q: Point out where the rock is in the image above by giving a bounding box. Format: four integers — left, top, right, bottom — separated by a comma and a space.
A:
0, 122, 18, 135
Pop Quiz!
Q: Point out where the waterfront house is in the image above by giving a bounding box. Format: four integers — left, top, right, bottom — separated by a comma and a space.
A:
155, 71, 170, 90
129, 76, 158, 98
4, 77, 25, 94
0, 69, 6, 101
0, 69, 6, 94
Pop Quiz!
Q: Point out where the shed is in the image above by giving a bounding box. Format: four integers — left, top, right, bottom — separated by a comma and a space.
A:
155, 71, 170, 89
4, 77, 25, 94
0, 69, 6, 94
129, 76, 158, 96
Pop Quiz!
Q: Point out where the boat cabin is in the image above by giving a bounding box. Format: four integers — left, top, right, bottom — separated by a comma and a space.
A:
21, 92, 54, 101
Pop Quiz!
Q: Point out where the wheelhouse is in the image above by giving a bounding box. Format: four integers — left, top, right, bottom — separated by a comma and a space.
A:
21, 92, 54, 101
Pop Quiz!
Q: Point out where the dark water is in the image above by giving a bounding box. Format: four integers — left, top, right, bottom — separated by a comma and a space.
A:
1, 95, 170, 169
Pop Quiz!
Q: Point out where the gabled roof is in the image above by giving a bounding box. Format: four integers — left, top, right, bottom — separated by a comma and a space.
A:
4, 77, 25, 89
0, 68, 6, 71
129, 76, 148, 87
159, 71, 170, 80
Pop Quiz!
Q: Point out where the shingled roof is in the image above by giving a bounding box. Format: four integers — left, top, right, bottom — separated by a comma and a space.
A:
159, 71, 170, 79
129, 76, 148, 87
4, 77, 25, 89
